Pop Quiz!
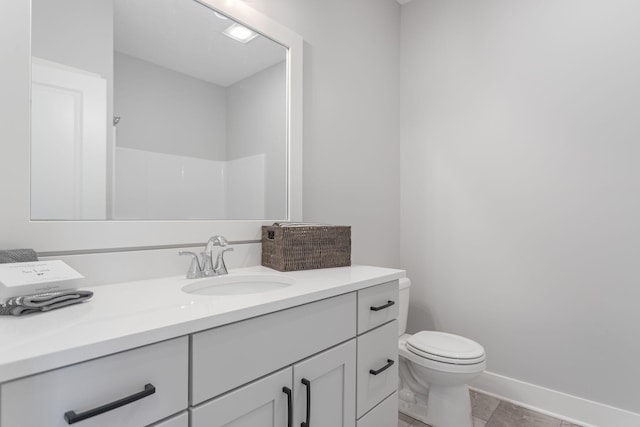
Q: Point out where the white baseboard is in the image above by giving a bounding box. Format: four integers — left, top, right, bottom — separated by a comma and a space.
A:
470, 371, 640, 427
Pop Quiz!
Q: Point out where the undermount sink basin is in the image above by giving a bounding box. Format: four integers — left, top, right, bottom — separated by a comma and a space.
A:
182, 274, 295, 296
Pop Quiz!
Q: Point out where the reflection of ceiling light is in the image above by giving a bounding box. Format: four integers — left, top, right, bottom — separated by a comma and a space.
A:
222, 23, 259, 43
214, 12, 228, 20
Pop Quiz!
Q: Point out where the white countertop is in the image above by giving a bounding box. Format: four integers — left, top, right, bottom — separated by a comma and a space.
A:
0, 265, 404, 383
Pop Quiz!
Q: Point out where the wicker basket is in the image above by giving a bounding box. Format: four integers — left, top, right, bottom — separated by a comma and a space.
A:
261, 225, 351, 272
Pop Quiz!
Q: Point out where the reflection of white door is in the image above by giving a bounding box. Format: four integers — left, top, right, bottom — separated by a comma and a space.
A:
31, 57, 107, 220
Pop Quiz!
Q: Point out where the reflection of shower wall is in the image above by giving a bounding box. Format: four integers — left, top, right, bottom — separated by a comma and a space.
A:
226, 154, 266, 220
226, 61, 287, 219
113, 54, 285, 220
114, 148, 265, 220
114, 147, 224, 220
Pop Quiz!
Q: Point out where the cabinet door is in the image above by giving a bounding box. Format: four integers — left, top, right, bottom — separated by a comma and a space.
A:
293, 340, 356, 427
191, 368, 292, 427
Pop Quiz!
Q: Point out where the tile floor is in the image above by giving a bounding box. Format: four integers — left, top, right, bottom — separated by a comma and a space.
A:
398, 390, 584, 427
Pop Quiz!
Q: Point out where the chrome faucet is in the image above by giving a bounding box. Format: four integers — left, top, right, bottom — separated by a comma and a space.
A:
179, 235, 234, 279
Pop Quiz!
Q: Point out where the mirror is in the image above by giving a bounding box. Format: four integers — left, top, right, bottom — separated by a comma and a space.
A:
31, 0, 288, 221
0, 0, 301, 252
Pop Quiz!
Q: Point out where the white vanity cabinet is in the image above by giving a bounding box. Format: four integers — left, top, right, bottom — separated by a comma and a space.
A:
0, 270, 404, 427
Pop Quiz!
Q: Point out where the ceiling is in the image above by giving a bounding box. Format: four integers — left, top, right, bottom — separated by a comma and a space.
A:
114, 0, 286, 87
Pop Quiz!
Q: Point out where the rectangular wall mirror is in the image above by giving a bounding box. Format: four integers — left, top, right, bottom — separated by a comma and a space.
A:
0, 0, 302, 252
31, 0, 288, 221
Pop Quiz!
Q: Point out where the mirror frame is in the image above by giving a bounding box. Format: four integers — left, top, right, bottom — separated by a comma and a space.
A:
0, 0, 302, 253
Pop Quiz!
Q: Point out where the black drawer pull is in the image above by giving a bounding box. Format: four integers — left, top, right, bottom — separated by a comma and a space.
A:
64, 383, 156, 424
282, 386, 293, 427
370, 300, 395, 311
301, 378, 311, 427
369, 359, 395, 376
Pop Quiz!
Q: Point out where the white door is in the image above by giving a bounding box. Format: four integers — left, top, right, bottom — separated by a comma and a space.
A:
293, 340, 357, 427
190, 367, 292, 427
31, 57, 107, 219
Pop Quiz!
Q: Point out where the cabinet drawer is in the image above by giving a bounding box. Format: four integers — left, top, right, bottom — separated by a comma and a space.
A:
356, 320, 398, 418
151, 411, 188, 427
357, 280, 399, 334
357, 392, 398, 427
0, 337, 188, 427
191, 292, 356, 404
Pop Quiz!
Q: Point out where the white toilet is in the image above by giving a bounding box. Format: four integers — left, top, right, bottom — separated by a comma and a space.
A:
398, 278, 486, 427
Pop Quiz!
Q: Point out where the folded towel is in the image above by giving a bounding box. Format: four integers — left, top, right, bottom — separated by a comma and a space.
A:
0, 289, 93, 316
0, 249, 38, 264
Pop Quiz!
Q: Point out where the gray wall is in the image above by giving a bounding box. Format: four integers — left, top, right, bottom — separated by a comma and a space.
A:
400, 0, 640, 413
31, 0, 113, 113
249, 0, 402, 268
114, 52, 227, 160
227, 61, 287, 219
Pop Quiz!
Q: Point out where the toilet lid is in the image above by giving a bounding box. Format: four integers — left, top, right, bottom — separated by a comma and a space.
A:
407, 331, 485, 364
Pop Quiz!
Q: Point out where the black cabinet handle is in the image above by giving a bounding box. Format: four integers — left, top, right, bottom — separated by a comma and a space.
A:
301, 378, 311, 427
370, 300, 395, 312
369, 359, 395, 376
282, 387, 292, 427
64, 383, 156, 424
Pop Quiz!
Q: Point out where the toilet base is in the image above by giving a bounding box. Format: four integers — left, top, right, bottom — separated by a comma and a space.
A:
398, 387, 428, 421
398, 384, 473, 427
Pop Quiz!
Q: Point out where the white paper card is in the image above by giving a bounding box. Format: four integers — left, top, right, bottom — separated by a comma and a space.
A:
0, 260, 84, 288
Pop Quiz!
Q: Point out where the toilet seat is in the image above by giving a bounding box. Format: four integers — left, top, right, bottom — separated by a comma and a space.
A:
399, 339, 486, 375
406, 331, 485, 365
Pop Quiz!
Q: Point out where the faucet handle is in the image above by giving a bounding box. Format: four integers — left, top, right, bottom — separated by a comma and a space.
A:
213, 247, 234, 275
179, 251, 203, 279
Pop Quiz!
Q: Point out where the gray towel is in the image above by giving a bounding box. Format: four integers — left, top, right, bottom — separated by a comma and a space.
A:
0, 289, 93, 316
0, 249, 38, 264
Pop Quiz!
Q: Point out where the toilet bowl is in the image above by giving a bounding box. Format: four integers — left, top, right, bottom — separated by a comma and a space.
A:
398, 278, 486, 427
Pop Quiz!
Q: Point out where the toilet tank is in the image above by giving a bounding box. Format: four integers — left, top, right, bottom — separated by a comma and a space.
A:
398, 277, 411, 336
